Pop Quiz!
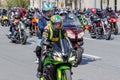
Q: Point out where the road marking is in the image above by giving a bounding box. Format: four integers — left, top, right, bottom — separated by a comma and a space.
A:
83, 53, 102, 60
84, 37, 96, 41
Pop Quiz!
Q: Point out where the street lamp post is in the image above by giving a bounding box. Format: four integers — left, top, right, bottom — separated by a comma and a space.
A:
107, 0, 109, 6
100, 0, 103, 9
115, 0, 117, 12
94, 0, 96, 8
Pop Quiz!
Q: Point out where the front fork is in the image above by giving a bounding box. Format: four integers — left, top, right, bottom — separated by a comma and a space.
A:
101, 21, 106, 35
57, 66, 71, 80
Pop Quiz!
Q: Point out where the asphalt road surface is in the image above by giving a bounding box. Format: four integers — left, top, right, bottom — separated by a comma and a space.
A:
0, 22, 120, 80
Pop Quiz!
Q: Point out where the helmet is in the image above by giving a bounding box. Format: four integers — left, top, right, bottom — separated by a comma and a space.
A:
42, 4, 53, 19
42, 4, 53, 12
28, 7, 35, 14
14, 12, 21, 19
59, 9, 67, 16
50, 15, 63, 30
91, 8, 97, 14
106, 6, 112, 12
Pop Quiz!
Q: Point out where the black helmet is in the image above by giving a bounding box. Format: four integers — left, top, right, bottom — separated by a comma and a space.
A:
59, 9, 67, 16
106, 6, 112, 12
14, 12, 21, 19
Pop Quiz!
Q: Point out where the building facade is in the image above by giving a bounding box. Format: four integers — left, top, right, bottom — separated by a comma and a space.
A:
30, 0, 120, 10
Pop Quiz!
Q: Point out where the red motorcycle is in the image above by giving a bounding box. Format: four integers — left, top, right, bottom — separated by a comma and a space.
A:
63, 13, 85, 65
108, 15, 119, 35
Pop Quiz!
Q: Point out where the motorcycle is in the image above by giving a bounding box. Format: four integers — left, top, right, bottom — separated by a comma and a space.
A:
10, 22, 27, 45
1, 15, 9, 27
77, 13, 88, 27
108, 15, 119, 35
89, 16, 111, 40
39, 38, 75, 80
30, 17, 39, 36
63, 13, 84, 65
24, 17, 39, 37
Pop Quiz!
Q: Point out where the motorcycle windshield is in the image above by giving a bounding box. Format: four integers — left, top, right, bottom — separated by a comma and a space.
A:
52, 39, 71, 55
63, 13, 82, 28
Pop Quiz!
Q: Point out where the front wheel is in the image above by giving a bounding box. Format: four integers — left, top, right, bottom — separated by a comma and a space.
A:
62, 70, 72, 80
39, 75, 50, 80
21, 31, 27, 45
113, 23, 118, 35
74, 48, 83, 65
4, 20, 9, 27
105, 28, 111, 40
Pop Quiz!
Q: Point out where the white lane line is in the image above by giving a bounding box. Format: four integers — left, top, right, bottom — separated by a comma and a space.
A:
83, 54, 102, 60
84, 37, 96, 41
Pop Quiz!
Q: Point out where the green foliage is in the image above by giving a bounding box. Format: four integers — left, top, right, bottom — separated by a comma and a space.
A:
5, 0, 12, 9
103, 0, 106, 3
5, 0, 30, 9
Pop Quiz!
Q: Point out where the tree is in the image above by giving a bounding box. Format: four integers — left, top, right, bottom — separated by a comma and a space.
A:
5, 0, 30, 9
5, 0, 12, 9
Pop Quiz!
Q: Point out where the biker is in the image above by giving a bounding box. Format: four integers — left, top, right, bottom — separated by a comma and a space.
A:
20, 8, 26, 18
59, 9, 67, 20
9, 12, 22, 38
89, 8, 98, 21
105, 6, 117, 17
1, 9, 7, 15
35, 3, 53, 63
36, 15, 68, 77
96, 8, 105, 18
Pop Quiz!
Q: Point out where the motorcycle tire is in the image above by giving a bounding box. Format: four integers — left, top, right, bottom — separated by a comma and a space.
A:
74, 48, 83, 65
114, 23, 118, 35
62, 70, 72, 80
105, 28, 111, 40
91, 35, 96, 38
39, 75, 50, 80
21, 31, 27, 45
11, 38, 16, 43
1, 22, 4, 26
36, 29, 40, 37
4, 20, 8, 27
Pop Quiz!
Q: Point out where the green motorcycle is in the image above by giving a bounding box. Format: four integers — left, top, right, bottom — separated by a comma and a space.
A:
40, 38, 75, 80
77, 14, 88, 27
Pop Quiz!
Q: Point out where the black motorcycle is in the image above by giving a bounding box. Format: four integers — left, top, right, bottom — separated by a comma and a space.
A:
89, 16, 111, 40
10, 22, 27, 45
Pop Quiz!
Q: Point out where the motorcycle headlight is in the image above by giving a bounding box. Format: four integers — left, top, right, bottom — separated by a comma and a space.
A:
53, 52, 63, 62
21, 25, 25, 29
4, 16, 8, 19
53, 55, 63, 62
67, 33, 75, 39
104, 21, 108, 25
36, 19, 38, 22
69, 56, 75, 62
78, 32, 84, 38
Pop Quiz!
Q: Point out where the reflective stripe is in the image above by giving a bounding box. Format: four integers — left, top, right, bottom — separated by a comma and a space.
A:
48, 24, 62, 41
49, 26, 53, 40
59, 30, 62, 39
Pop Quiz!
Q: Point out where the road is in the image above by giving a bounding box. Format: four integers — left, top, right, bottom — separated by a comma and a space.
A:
0, 23, 120, 80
